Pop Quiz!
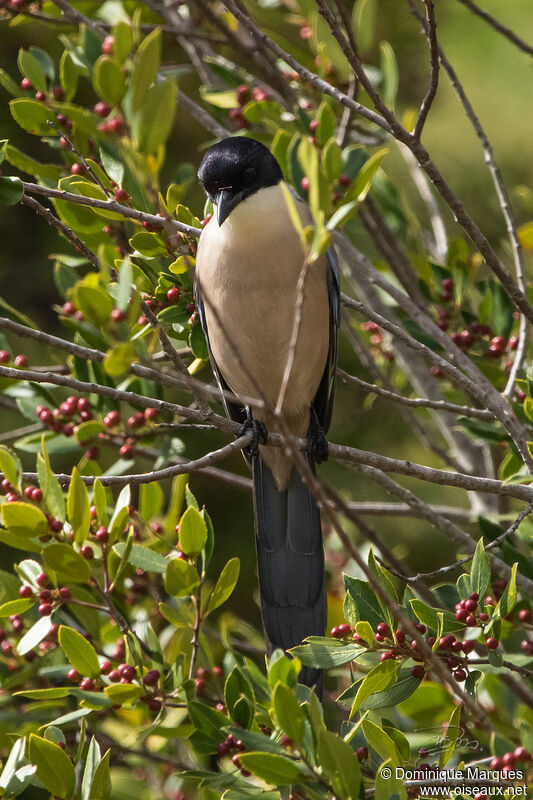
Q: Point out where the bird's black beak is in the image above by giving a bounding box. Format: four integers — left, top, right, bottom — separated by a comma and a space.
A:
216, 188, 242, 226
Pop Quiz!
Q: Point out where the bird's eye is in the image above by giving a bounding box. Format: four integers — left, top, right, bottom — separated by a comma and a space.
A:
243, 166, 256, 182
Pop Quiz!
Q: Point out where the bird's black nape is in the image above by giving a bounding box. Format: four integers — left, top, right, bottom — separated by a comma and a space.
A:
198, 137, 283, 225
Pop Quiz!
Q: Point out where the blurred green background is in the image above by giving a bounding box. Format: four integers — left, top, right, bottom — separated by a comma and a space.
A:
0, 0, 532, 631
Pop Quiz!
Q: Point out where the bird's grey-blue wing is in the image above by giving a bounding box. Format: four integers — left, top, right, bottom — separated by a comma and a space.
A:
312, 249, 340, 432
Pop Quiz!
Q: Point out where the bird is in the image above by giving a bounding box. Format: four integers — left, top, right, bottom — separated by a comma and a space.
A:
195, 136, 339, 691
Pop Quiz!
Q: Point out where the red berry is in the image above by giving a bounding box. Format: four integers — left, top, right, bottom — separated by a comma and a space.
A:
438, 635, 453, 651
309, 119, 318, 133
144, 408, 158, 422
395, 628, 405, 643
94, 102, 111, 118
411, 665, 425, 678
236, 84, 249, 105
462, 640, 475, 655
479, 612, 489, 622
166, 287, 180, 304
62, 302, 75, 316
108, 669, 121, 682
330, 626, 342, 639
58, 587, 71, 600
338, 174, 351, 187
52, 85, 65, 100
143, 668, 160, 686
459, 330, 475, 348
455, 608, 468, 622
96, 526, 109, 543
486, 637, 499, 649
509, 335, 519, 350
518, 608, 532, 623
380, 650, 395, 661
114, 188, 129, 204
442, 278, 454, 292
337, 623, 351, 637
464, 598, 477, 612
21, 77, 33, 91
356, 745, 368, 761
67, 668, 81, 682
376, 622, 390, 637
100, 660, 112, 675
119, 444, 133, 458
466, 615, 477, 627
120, 664, 136, 681
502, 752, 516, 767
85, 446, 99, 461
195, 678, 206, 694
39, 589, 52, 601
35, 91, 46, 102
70, 163, 84, 175
111, 308, 127, 322
14, 354, 28, 367
79, 677, 94, 691
104, 410, 121, 428
454, 668, 467, 682
102, 35, 114, 54
36, 573, 49, 587
19, 585, 33, 598
81, 545, 94, 560
300, 177, 310, 191
490, 757, 503, 770
148, 698, 162, 712
38, 602, 52, 616
0, 350, 10, 363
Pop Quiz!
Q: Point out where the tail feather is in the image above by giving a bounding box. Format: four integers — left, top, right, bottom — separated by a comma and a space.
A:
253, 457, 326, 693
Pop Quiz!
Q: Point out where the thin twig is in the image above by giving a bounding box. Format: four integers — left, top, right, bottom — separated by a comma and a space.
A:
413, 0, 439, 140
455, 0, 533, 58
50, 0, 107, 35
339, 369, 494, 420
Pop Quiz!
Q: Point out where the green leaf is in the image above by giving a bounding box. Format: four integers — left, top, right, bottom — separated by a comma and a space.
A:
470, 538, 491, 602
488, 563, 518, 629
16, 616, 53, 656
1, 501, 48, 538
362, 719, 401, 766
59, 50, 78, 101
206, 557, 240, 614
90, 750, 111, 800
104, 684, 144, 704
0, 598, 35, 618
0, 69, 25, 97
38, 440, 66, 520
345, 147, 388, 203
18, 49, 47, 93
28, 734, 75, 799
374, 758, 407, 800
290, 637, 365, 668
103, 343, 136, 377
178, 506, 207, 556
81, 737, 101, 800
59, 625, 100, 677
344, 574, 386, 627
131, 28, 161, 112
139, 481, 164, 521
113, 21, 133, 64
15, 688, 71, 699
322, 138, 343, 180
0, 176, 23, 206
75, 421, 106, 443
43, 543, 91, 583
315, 100, 336, 147
165, 556, 199, 597
67, 466, 91, 543
410, 598, 465, 633
272, 682, 304, 744
112, 541, 168, 573
318, 729, 361, 799
350, 659, 399, 716
116, 256, 132, 311
129, 231, 167, 257
189, 322, 209, 360
439, 703, 463, 766
267, 651, 301, 689
379, 41, 398, 109
237, 752, 305, 785
92, 56, 126, 106
0, 445, 20, 488
133, 78, 177, 154
9, 98, 52, 135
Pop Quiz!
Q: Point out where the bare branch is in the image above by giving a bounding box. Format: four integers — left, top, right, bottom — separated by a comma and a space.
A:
21, 182, 202, 238
339, 369, 495, 421
346, 501, 474, 522
20, 195, 99, 270
455, 0, 533, 58
413, 0, 440, 140
50, 0, 107, 36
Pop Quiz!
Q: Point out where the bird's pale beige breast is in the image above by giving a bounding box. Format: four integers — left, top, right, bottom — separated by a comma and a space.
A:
196, 183, 329, 426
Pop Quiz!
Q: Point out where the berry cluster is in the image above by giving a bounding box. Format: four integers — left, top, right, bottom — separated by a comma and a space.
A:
19, 572, 71, 616
330, 618, 493, 683
360, 320, 394, 362
216, 734, 250, 777
0, 349, 28, 367
227, 85, 270, 129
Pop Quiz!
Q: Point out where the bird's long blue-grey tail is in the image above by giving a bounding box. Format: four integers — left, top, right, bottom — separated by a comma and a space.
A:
252, 456, 326, 694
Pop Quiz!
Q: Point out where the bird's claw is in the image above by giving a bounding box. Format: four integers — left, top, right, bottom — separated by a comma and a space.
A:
307, 416, 328, 464
239, 417, 268, 458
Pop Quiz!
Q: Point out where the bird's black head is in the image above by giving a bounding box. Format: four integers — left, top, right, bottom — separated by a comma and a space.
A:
198, 136, 283, 226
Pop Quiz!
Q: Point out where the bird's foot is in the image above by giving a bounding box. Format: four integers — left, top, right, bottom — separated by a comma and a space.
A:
239, 416, 268, 458
307, 413, 328, 464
